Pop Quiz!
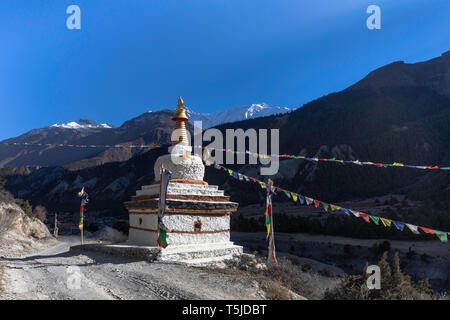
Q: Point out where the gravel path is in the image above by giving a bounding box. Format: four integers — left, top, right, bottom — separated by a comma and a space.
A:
2, 236, 263, 300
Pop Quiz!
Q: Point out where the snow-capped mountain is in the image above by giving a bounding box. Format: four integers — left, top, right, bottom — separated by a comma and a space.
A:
0, 104, 289, 168
51, 119, 114, 130
186, 103, 290, 128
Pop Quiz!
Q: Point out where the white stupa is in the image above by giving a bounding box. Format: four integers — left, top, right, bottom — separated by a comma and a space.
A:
124, 97, 243, 265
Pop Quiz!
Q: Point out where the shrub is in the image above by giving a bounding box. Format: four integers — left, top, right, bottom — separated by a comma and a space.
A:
0, 176, 5, 189
265, 280, 290, 300
16, 199, 33, 217
32, 205, 47, 222
0, 262, 5, 297
324, 252, 434, 300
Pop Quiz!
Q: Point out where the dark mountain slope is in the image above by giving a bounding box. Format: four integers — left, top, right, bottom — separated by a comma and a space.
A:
210, 52, 450, 207
347, 50, 450, 97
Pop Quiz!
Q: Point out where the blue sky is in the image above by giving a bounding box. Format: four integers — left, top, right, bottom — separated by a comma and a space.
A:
0, 0, 448, 140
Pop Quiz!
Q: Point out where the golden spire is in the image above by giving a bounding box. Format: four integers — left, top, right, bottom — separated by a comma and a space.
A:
171, 96, 189, 145
177, 96, 184, 108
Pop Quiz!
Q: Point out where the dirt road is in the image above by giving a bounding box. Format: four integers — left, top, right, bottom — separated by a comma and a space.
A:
2, 236, 263, 300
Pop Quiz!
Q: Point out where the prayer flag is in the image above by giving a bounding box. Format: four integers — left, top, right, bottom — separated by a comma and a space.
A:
392, 221, 405, 231
434, 230, 448, 243
298, 194, 305, 204
313, 199, 320, 208
330, 204, 340, 211
406, 224, 420, 234
291, 192, 298, 202
419, 226, 435, 234
157, 168, 172, 248
264, 184, 277, 263
359, 212, 370, 223
380, 217, 392, 227
349, 210, 360, 217
370, 215, 380, 225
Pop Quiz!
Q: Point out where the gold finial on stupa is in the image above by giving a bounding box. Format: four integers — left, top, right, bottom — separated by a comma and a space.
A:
171, 96, 189, 145
177, 96, 184, 108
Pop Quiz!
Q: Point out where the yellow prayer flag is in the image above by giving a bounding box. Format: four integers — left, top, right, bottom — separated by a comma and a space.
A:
330, 204, 341, 211
291, 192, 298, 202
380, 217, 392, 227
227, 169, 233, 176
259, 181, 266, 189
392, 162, 404, 167
266, 223, 271, 239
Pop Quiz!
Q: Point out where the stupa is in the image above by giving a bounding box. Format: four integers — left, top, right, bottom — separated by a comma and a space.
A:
124, 97, 243, 265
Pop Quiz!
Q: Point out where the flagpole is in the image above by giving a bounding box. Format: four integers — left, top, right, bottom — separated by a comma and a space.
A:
78, 186, 86, 247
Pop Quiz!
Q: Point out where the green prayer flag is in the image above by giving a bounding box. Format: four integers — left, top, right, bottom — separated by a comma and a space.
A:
283, 190, 291, 199
322, 202, 329, 211
158, 228, 168, 248
440, 167, 450, 170
265, 214, 271, 226
370, 215, 380, 225
434, 230, 448, 242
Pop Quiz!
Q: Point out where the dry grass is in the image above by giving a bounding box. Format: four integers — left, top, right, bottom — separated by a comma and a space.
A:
264, 280, 291, 300
0, 262, 6, 297
203, 254, 341, 300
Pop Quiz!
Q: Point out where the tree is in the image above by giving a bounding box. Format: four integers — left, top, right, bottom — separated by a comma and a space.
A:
20, 200, 33, 217
0, 176, 6, 189
32, 205, 47, 222
324, 252, 435, 300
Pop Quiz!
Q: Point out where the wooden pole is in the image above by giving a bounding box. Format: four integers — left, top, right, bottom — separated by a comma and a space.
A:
54, 213, 58, 239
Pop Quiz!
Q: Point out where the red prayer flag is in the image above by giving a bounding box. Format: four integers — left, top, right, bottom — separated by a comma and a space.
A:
359, 212, 370, 223
373, 163, 383, 167
313, 199, 320, 208
419, 226, 435, 234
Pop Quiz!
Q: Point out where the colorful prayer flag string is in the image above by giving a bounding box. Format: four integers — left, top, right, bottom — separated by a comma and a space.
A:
1, 141, 159, 149
203, 147, 450, 171
204, 161, 449, 243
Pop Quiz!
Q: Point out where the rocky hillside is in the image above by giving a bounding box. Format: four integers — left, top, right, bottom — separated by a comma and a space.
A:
0, 185, 51, 257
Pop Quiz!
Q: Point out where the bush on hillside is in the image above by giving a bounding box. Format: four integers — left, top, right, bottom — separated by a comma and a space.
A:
324, 252, 434, 300
32, 205, 47, 222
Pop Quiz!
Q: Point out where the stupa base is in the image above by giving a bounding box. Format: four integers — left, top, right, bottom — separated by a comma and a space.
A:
71, 241, 243, 267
